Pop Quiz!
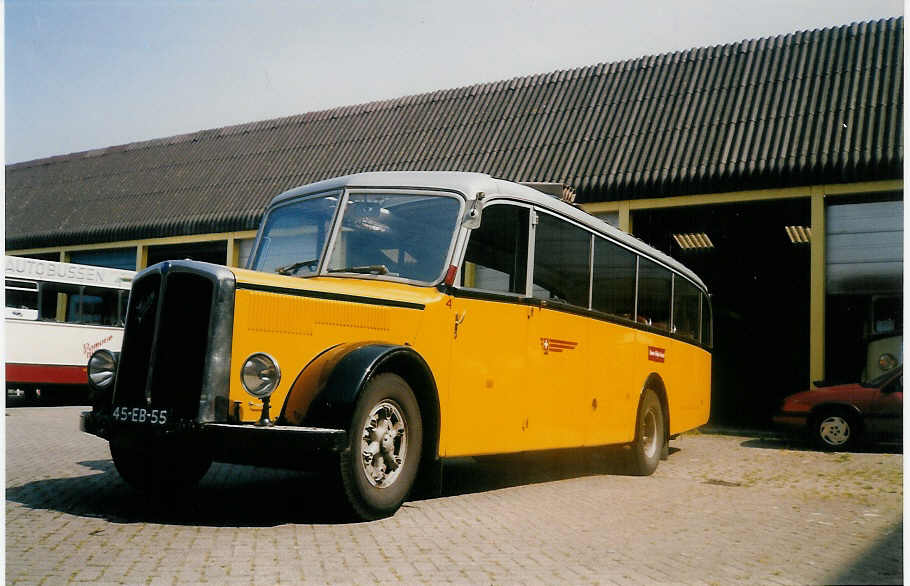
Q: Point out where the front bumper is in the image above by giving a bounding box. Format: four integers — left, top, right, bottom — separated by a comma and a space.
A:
81, 411, 348, 468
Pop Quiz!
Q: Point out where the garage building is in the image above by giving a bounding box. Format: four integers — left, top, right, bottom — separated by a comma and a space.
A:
6, 18, 903, 425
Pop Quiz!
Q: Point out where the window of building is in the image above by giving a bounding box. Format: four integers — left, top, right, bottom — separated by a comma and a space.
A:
592, 237, 636, 320
531, 212, 591, 307
825, 198, 903, 382
637, 258, 671, 331
461, 204, 529, 294
147, 240, 229, 268
69, 248, 137, 270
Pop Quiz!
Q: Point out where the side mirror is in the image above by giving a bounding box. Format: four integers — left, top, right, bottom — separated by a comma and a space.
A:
463, 192, 485, 229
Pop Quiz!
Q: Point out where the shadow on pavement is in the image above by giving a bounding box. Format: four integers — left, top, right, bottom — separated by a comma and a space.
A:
737, 436, 902, 455
427, 445, 680, 499
6, 459, 348, 526
7, 446, 670, 527
699, 426, 902, 455
826, 521, 903, 585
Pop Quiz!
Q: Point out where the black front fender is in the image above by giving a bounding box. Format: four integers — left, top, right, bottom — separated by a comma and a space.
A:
279, 342, 435, 431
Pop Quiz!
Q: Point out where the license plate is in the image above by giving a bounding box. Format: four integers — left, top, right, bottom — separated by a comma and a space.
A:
112, 406, 170, 425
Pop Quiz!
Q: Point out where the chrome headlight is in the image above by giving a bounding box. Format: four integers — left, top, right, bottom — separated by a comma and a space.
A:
878, 353, 898, 372
87, 349, 118, 391
241, 353, 281, 398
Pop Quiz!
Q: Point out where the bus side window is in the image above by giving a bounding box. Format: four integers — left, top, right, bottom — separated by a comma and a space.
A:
81, 286, 124, 326
592, 237, 636, 320
637, 258, 671, 331
38, 282, 81, 322
531, 212, 591, 307
672, 276, 701, 341
701, 292, 713, 347
461, 204, 529, 294
118, 290, 129, 326
5, 279, 39, 319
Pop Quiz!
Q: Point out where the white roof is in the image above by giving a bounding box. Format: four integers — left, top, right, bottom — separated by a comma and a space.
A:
269, 172, 707, 291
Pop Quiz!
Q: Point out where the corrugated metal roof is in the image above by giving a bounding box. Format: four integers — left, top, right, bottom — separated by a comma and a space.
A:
6, 17, 902, 250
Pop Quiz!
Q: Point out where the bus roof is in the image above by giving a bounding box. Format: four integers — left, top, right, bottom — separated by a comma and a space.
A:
269, 172, 708, 292
5, 256, 134, 289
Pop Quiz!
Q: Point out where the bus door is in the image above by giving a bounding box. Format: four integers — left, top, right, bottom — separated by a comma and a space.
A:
447, 203, 531, 456
525, 210, 592, 449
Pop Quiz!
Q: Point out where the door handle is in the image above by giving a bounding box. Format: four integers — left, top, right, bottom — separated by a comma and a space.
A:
454, 310, 467, 338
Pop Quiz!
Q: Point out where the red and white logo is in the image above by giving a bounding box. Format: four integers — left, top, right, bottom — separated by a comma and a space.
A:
540, 338, 579, 355
648, 346, 666, 363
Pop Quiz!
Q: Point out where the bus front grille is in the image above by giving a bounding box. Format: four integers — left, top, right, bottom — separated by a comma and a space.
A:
114, 262, 234, 422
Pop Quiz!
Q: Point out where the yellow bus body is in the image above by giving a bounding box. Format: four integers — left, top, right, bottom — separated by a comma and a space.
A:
229, 267, 710, 458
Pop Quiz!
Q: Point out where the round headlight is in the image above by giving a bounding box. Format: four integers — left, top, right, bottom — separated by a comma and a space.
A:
241, 353, 281, 398
878, 353, 898, 372
88, 349, 118, 391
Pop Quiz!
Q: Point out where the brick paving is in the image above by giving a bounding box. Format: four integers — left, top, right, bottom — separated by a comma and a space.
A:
6, 406, 902, 584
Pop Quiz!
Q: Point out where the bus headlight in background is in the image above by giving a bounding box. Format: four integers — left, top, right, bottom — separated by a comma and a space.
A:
88, 349, 118, 391
878, 353, 898, 372
241, 353, 281, 398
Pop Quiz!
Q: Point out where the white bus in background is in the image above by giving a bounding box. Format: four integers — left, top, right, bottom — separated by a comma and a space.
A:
5, 256, 134, 403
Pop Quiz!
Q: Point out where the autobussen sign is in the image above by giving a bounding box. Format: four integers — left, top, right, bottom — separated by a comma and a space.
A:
6, 257, 114, 285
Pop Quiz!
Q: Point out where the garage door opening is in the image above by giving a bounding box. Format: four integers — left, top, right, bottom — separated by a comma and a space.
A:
633, 199, 810, 428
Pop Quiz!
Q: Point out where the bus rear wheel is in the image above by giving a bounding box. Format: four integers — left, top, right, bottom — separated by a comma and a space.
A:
629, 389, 664, 476
339, 373, 423, 520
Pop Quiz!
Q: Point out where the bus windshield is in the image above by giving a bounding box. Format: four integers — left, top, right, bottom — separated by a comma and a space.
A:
254, 192, 461, 283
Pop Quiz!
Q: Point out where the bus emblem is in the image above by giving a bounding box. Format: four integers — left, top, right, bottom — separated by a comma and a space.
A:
648, 346, 666, 363
540, 338, 578, 355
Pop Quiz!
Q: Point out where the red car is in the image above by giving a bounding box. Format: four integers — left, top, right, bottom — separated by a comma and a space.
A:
774, 367, 902, 450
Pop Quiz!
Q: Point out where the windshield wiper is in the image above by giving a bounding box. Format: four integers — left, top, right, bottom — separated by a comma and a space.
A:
275, 258, 319, 276
328, 264, 389, 275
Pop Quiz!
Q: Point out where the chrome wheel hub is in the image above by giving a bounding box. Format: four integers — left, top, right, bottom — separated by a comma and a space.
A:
361, 400, 407, 488
819, 416, 850, 446
641, 408, 658, 459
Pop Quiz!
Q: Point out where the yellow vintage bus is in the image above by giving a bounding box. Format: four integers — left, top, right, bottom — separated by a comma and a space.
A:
81, 172, 711, 519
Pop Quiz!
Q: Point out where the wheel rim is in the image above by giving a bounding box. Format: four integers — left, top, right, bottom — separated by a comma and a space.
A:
640, 407, 659, 459
819, 415, 851, 446
360, 400, 407, 488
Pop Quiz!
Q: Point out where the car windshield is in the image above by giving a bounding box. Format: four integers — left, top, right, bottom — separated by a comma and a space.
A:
251, 192, 462, 283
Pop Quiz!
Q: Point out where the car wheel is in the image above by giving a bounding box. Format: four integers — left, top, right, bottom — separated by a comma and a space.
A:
811, 409, 858, 451
339, 373, 423, 520
629, 389, 664, 476
110, 442, 212, 493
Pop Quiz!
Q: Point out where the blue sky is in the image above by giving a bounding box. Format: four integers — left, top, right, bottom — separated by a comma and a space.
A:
5, 0, 903, 163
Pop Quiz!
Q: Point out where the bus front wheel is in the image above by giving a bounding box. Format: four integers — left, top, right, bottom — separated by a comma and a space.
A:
629, 389, 664, 476
110, 442, 212, 493
339, 372, 423, 520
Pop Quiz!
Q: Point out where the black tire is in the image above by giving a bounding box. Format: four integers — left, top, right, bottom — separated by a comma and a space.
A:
339, 372, 423, 520
629, 389, 664, 476
811, 409, 858, 451
110, 442, 212, 493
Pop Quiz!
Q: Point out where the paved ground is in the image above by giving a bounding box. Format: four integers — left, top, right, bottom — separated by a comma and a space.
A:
6, 405, 902, 585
